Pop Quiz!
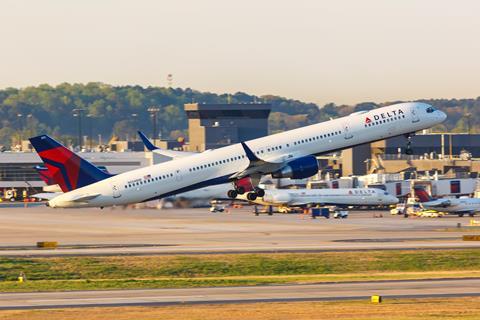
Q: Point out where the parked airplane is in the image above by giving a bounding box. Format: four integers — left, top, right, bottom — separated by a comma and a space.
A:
29, 102, 446, 208
415, 186, 478, 217
238, 187, 399, 208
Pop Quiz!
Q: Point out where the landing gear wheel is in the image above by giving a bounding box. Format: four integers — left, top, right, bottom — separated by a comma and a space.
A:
227, 189, 238, 199
236, 186, 246, 195
459, 213, 464, 217
254, 187, 265, 197
469, 213, 475, 217
246, 192, 258, 201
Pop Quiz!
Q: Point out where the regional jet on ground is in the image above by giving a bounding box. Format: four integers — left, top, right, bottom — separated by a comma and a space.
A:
238, 187, 399, 208
415, 186, 478, 217
29, 102, 446, 208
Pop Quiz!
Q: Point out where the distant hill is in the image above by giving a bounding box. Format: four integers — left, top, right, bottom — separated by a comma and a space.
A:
0, 82, 477, 147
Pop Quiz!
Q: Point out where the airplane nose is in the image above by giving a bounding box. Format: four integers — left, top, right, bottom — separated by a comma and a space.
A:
438, 110, 447, 122
390, 196, 399, 204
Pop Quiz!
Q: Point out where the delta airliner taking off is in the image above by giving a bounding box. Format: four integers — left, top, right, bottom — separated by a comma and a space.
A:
30, 102, 446, 208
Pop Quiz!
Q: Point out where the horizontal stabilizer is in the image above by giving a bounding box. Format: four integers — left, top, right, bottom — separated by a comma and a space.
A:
30, 192, 61, 201
66, 193, 101, 202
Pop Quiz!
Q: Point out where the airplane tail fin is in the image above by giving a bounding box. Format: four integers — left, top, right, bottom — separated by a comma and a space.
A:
138, 131, 159, 151
29, 135, 112, 192
414, 186, 433, 203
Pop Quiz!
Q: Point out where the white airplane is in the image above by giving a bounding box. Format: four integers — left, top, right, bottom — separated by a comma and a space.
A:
29, 102, 446, 208
415, 186, 478, 217
238, 187, 399, 208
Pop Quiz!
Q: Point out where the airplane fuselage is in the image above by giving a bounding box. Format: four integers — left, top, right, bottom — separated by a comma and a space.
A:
48, 102, 446, 208
238, 188, 399, 207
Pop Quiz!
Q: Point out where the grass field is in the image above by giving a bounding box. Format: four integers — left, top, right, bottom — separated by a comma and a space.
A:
0, 249, 479, 292
2, 297, 480, 320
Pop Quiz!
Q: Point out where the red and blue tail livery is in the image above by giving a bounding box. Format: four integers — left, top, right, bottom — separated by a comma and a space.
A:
29, 135, 111, 192
34, 165, 55, 185
414, 186, 433, 203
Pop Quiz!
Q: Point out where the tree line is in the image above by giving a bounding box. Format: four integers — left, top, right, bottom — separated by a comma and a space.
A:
0, 82, 478, 148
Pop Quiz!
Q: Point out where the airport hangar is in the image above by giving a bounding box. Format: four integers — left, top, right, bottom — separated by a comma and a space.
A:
2, 102, 480, 198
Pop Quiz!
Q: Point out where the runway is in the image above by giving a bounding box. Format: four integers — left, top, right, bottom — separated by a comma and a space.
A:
0, 206, 479, 257
1, 278, 479, 310
2, 243, 480, 257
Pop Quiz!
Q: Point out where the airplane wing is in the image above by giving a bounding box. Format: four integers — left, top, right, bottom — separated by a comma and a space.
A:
138, 131, 196, 159
230, 142, 298, 179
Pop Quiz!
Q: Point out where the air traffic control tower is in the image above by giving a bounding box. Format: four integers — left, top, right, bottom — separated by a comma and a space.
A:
184, 103, 271, 152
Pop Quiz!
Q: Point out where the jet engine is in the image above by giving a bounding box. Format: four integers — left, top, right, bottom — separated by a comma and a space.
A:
271, 155, 319, 179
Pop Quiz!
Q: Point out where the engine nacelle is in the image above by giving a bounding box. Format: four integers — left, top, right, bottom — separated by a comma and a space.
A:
271, 155, 319, 179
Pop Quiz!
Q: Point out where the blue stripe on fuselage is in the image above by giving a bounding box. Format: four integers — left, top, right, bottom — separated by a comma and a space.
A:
141, 173, 233, 202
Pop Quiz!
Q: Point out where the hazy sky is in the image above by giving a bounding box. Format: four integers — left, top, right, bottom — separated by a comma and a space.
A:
1, 0, 479, 105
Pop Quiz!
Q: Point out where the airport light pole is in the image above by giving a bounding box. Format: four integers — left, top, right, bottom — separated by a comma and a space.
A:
72, 108, 85, 150
86, 114, 95, 151
147, 107, 160, 143
131, 113, 138, 141
16, 113, 23, 147
16, 113, 32, 148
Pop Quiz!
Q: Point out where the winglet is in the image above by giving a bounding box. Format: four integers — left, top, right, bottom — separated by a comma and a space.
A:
241, 142, 260, 162
138, 131, 159, 151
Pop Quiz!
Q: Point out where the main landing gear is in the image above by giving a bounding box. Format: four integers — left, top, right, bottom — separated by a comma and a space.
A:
227, 189, 238, 199
227, 177, 265, 200
227, 186, 265, 200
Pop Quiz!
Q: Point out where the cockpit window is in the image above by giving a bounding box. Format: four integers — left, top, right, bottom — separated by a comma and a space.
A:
426, 106, 436, 113
384, 192, 389, 195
